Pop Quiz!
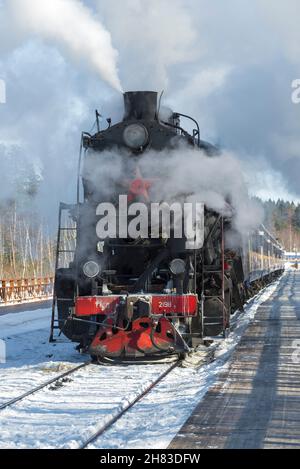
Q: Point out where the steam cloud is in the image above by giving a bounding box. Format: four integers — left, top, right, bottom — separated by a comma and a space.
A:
9, 0, 122, 92
95, 0, 300, 200
140, 147, 263, 236
83, 144, 263, 239
1, 0, 300, 232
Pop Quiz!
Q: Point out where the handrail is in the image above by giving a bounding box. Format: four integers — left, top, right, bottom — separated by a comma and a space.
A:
0, 277, 54, 305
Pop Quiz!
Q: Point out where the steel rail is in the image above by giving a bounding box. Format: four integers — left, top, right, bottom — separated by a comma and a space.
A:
0, 361, 90, 411
80, 359, 181, 449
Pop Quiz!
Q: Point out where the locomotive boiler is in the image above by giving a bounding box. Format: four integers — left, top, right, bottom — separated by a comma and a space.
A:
49, 91, 284, 361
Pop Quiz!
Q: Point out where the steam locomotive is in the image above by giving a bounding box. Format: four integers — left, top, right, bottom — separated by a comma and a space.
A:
50, 91, 284, 361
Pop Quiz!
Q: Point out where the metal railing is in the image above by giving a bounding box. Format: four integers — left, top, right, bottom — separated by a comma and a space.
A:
0, 277, 54, 305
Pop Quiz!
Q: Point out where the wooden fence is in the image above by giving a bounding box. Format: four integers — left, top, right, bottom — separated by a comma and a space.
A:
0, 277, 54, 305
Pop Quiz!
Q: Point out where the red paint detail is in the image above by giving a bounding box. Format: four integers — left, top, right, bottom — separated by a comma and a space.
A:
90, 317, 178, 358
76, 294, 198, 317
125, 166, 155, 202
128, 178, 152, 202
151, 294, 198, 316
75, 296, 120, 316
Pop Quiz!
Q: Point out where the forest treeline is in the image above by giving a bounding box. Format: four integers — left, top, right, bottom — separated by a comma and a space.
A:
254, 197, 300, 252
0, 200, 55, 280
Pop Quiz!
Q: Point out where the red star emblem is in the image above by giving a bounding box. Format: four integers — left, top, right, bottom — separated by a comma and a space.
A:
125, 167, 156, 202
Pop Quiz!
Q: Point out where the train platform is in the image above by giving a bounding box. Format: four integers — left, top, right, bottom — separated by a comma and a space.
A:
169, 270, 300, 449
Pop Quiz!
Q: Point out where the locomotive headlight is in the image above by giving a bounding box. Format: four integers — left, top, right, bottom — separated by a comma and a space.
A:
123, 124, 149, 149
169, 258, 186, 276
83, 261, 100, 278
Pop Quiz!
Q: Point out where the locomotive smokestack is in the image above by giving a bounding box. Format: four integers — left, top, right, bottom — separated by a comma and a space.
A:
123, 91, 158, 121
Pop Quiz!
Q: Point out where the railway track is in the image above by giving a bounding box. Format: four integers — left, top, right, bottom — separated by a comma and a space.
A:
0, 278, 282, 449
0, 361, 91, 411
0, 356, 181, 449
80, 359, 181, 449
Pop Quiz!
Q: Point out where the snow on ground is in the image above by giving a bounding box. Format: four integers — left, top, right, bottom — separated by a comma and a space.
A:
0, 308, 51, 339
89, 277, 282, 449
0, 362, 170, 449
0, 304, 169, 448
0, 275, 283, 448
0, 306, 84, 406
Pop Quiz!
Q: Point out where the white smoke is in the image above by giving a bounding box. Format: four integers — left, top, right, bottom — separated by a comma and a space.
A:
96, 0, 198, 90
139, 146, 264, 236
9, 0, 122, 92
95, 0, 300, 199
2, 0, 300, 228
82, 143, 264, 238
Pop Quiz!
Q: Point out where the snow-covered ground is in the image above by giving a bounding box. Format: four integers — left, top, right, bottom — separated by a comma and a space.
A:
0, 306, 170, 448
0, 277, 281, 448
90, 278, 281, 449
0, 307, 83, 407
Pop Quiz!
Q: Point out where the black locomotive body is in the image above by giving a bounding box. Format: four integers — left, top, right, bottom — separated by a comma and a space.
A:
50, 91, 284, 360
